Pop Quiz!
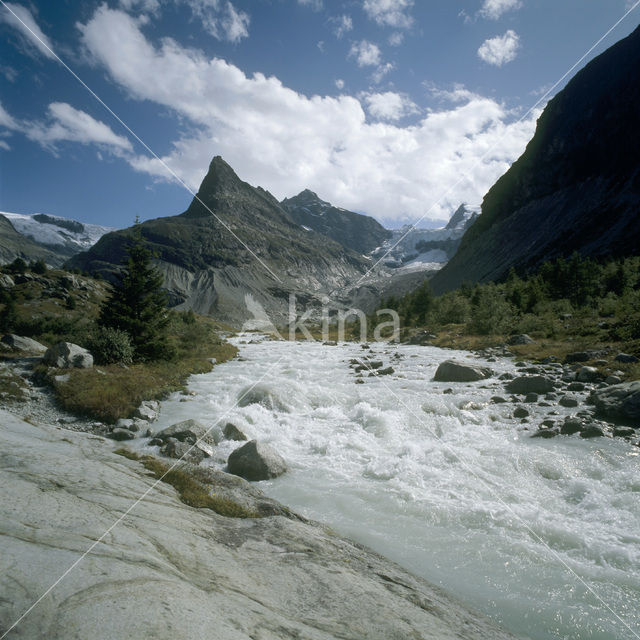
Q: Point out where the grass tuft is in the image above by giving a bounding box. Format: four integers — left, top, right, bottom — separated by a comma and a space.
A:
114, 448, 259, 518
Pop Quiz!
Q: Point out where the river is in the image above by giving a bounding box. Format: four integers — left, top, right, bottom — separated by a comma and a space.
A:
149, 335, 640, 640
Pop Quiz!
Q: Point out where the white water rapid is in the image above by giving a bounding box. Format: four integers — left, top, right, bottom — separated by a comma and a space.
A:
150, 336, 640, 640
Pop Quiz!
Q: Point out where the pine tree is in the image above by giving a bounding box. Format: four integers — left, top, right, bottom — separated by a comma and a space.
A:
98, 228, 171, 361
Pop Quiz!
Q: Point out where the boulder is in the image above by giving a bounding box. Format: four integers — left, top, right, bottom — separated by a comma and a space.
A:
506, 375, 555, 395
577, 366, 600, 383
605, 375, 622, 386
524, 393, 538, 403
559, 395, 579, 408
491, 396, 507, 404
109, 428, 135, 441
155, 419, 218, 445
160, 438, 207, 465
134, 400, 159, 422
223, 422, 248, 441
43, 342, 93, 369
614, 353, 638, 364
580, 426, 604, 438
377, 366, 394, 376
0, 273, 15, 288
589, 381, 640, 425
613, 426, 635, 438
560, 417, 583, 435
507, 334, 535, 345
531, 428, 559, 438
433, 360, 493, 383
1, 334, 47, 354
565, 349, 608, 364
227, 440, 287, 481
567, 382, 586, 392
513, 407, 530, 419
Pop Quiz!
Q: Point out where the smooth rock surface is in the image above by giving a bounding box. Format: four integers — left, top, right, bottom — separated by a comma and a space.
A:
505, 375, 555, 395
433, 360, 493, 383
0, 410, 516, 640
155, 418, 219, 445
590, 381, 640, 425
1, 334, 47, 354
227, 439, 287, 481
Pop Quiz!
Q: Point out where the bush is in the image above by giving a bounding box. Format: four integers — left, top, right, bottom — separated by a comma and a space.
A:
467, 284, 515, 335
6, 258, 27, 274
86, 327, 134, 365
30, 259, 47, 275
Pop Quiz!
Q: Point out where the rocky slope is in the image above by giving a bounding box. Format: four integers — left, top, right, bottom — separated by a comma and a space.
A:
0, 214, 64, 266
280, 189, 391, 254
0, 408, 517, 640
430, 24, 640, 294
69, 157, 371, 326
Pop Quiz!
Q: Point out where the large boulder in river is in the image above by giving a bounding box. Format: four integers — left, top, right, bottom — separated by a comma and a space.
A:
1, 334, 47, 354
589, 381, 640, 425
43, 342, 93, 368
156, 419, 219, 445
506, 375, 555, 395
433, 360, 493, 382
227, 440, 287, 481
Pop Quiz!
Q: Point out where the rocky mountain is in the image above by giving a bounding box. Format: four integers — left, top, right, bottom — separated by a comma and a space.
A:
369, 204, 479, 273
69, 157, 371, 326
0, 214, 64, 266
2, 211, 113, 259
280, 189, 391, 254
431, 24, 640, 294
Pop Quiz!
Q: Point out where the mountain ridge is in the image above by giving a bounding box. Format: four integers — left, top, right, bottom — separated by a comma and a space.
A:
430, 23, 640, 294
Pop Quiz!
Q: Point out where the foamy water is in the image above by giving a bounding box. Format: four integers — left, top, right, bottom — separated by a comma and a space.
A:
152, 336, 640, 640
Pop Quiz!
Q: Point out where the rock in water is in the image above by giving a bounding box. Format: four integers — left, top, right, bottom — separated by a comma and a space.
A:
433, 360, 493, 382
43, 342, 93, 368
223, 422, 248, 441
156, 419, 218, 445
0, 409, 517, 640
506, 376, 555, 395
589, 381, 640, 426
227, 440, 287, 481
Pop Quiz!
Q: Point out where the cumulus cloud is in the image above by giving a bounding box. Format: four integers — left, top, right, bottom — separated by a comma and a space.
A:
363, 0, 413, 29
0, 100, 132, 154
77, 6, 537, 223
180, 0, 249, 42
349, 40, 382, 67
363, 92, 418, 121
388, 31, 404, 46
478, 30, 520, 66
1, 2, 56, 59
331, 14, 353, 39
480, 0, 523, 20
335, 78, 345, 90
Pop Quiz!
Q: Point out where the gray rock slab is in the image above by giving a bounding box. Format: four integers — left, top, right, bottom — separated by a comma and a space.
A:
0, 410, 517, 640
434, 360, 493, 383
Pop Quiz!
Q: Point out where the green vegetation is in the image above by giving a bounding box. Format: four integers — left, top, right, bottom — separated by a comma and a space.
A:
382, 253, 640, 371
0, 252, 237, 421
114, 448, 259, 518
98, 228, 172, 361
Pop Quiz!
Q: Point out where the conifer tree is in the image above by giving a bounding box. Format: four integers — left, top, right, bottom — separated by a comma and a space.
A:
98, 226, 171, 361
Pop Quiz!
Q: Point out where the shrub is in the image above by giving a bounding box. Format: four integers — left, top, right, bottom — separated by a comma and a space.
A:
30, 259, 47, 275
6, 258, 27, 274
86, 327, 134, 365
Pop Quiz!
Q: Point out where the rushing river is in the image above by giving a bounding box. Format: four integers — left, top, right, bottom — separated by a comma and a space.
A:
150, 336, 640, 640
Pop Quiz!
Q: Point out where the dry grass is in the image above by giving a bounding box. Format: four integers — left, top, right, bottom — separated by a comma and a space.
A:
0, 368, 28, 401
114, 448, 259, 518
54, 338, 237, 423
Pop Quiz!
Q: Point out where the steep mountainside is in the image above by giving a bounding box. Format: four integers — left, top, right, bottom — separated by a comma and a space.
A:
69, 157, 370, 325
280, 189, 391, 254
0, 214, 64, 266
431, 24, 640, 294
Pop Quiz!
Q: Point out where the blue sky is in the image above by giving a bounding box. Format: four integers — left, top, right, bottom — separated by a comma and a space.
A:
0, 0, 638, 229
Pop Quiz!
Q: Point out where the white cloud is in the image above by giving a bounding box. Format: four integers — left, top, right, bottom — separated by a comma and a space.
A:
335, 79, 345, 90
181, 0, 249, 42
0, 140, 10, 151
78, 6, 538, 223
478, 30, 520, 66
1, 2, 56, 59
331, 14, 353, 39
480, 0, 522, 20
0, 100, 132, 154
371, 61, 394, 84
388, 31, 404, 46
363, 0, 413, 29
349, 40, 382, 67
119, 0, 161, 13
364, 92, 418, 121
428, 83, 479, 104
298, 0, 323, 10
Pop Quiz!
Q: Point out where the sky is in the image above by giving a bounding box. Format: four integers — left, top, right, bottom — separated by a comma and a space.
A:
0, 1, 638, 230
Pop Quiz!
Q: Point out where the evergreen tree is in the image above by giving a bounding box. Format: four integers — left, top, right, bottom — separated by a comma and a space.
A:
98, 228, 171, 361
